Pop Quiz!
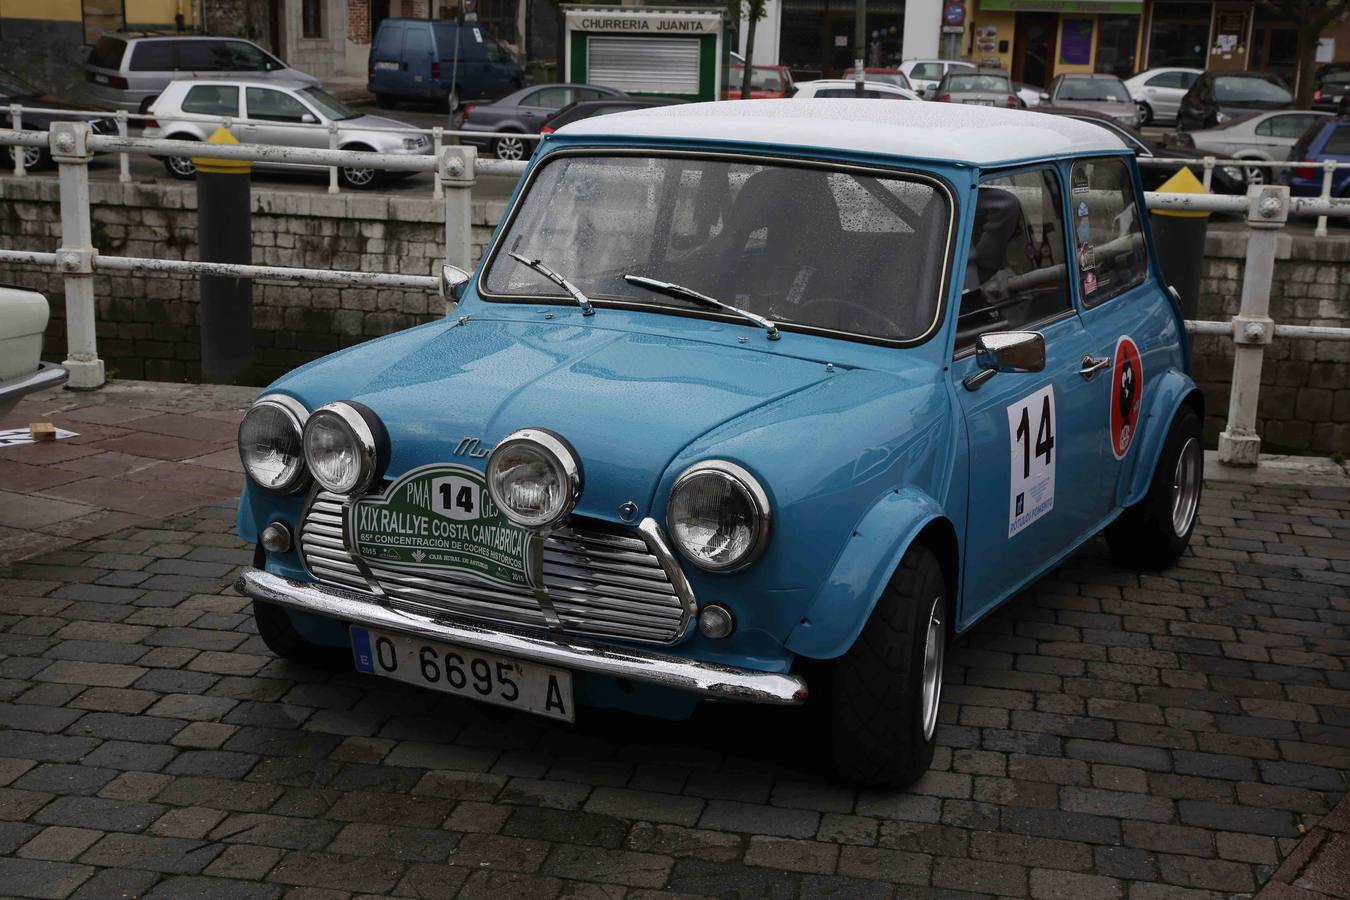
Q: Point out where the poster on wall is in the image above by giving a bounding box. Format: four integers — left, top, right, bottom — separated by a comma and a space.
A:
1059, 19, 1093, 65
1212, 10, 1248, 58
974, 25, 998, 54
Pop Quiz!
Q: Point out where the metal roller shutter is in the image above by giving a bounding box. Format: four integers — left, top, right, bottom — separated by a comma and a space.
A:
588, 36, 700, 94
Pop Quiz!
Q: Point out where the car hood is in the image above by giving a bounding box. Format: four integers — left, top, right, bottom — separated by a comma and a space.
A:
342, 113, 416, 132
271, 316, 832, 521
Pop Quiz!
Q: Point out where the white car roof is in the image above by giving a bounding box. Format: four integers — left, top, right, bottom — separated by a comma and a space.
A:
554, 98, 1128, 166
165, 76, 312, 91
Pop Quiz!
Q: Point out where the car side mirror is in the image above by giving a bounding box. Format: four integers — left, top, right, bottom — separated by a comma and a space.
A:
1039, 92, 1051, 102
965, 331, 1046, 390
301, 113, 317, 124
440, 264, 472, 305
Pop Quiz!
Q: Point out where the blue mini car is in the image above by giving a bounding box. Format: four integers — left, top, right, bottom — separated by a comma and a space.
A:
235, 101, 1204, 787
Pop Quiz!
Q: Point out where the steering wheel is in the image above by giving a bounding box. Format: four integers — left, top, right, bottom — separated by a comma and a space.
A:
791, 297, 903, 338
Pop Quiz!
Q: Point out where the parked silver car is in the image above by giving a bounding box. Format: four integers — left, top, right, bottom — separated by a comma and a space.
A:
1179, 110, 1332, 184
85, 33, 318, 114
1041, 73, 1140, 128
144, 79, 431, 189
897, 59, 977, 99
1123, 67, 1202, 126
934, 71, 1018, 107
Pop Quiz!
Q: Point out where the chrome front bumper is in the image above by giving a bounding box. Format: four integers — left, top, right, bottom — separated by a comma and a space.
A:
236, 569, 809, 706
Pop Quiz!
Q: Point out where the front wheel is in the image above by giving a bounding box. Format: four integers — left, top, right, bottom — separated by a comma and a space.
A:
1242, 164, 1266, 186
830, 543, 946, 788
253, 600, 351, 669
6, 145, 47, 170
492, 134, 527, 161
338, 144, 386, 190
1137, 101, 1153, 126
1105, 405, 1203, 570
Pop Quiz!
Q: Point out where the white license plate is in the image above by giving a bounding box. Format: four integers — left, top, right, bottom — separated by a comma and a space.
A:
93, 74, 109, 84
374, 61, 399, 71
968, 99, 994, 106
350, 626, 574, 721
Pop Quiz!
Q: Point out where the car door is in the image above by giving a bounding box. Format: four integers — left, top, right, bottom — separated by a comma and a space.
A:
401, 24, 435, 95
519, 87, 573, 130
1067, 156, 1168, 517
1257, 113, 1323, 158
1142, 71, 1182, 118
241, 86, 324, 167
953, 166, 1104, 628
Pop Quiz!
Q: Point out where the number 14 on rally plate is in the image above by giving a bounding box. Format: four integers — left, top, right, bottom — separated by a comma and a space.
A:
432, 475, 484, 520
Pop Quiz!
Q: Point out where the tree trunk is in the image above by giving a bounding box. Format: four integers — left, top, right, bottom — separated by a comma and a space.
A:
741, 16, 758, 99
1295, 26, 1322, 108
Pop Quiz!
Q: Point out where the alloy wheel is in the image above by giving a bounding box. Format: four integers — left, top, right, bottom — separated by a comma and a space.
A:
495, 136, 525, 161
920, 594, 945, 742
1170, 436, 1202, 537
167, 155, 196, 178
342, 166, 377, 188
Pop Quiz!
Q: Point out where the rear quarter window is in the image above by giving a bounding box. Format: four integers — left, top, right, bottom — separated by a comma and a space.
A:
181, 84, 239, 116
1070, 157, 1148, 306
373, 22, 403, 55
1322, 125, 1350, 156
129, 41, 177, 72
88, 36, 127, 69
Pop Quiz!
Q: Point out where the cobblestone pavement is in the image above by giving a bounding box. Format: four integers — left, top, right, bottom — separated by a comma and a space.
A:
0, 387, 1348, 899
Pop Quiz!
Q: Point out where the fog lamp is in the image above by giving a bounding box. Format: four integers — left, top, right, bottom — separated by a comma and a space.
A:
698, 604, 736, 639
260, 521, 292, 553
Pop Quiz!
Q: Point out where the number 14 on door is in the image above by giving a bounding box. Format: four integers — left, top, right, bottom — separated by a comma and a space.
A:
1007, 385, 1056, 538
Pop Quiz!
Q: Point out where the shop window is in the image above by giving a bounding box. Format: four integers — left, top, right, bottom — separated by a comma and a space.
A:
1095, 15, 1138, 79
303, 0, 324, 38
82, 0, 125, 46
1146, 1, 1210, 70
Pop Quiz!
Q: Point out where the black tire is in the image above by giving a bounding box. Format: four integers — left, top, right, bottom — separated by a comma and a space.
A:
138, 95, 158, 115
375, 93, 398, 109
252, 599, 351, 669
162, 135, 198, 180
1105, 405, 1203, 570
338, 144, 386, 190
830, 543, 947, 788
1138, 101, 1153, 126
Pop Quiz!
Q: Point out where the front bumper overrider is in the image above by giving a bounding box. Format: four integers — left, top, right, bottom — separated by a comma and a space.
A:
236, 569, 809, 706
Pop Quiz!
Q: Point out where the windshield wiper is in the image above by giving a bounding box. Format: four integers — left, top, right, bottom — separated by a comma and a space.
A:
623, 274, 779, 341
508, 252, 594, 316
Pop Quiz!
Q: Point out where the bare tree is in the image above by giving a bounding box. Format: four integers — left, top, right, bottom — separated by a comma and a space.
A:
728, 0, 770, 99
1260, 0, 1350, 106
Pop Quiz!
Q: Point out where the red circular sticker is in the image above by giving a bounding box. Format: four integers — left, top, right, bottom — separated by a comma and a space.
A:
1111, 336, 1143, 460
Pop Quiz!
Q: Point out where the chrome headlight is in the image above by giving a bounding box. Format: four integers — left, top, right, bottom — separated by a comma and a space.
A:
402, 137, 424, 150
667, 461, 770, 572
238, 395, 307, 494
302, 401, 382, 496
485, 429, 582, 529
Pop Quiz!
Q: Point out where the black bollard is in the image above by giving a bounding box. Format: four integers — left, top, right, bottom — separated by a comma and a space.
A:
1147, 166, 1211, 322
193, 127, 254, 383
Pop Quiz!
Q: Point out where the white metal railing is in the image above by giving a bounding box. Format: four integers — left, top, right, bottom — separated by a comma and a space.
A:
0, 122, 1347, 469
1137, 155, 1349, 236
4, 102, 540, 198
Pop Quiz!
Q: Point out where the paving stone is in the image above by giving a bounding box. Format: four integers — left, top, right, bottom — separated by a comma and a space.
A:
67, 867, 160, 900
1177, 800, 1300, 837
624, 822, 743, 863
0, 857, 94, 899
327, 822, 460, 862
81, 740, 178, 773
665, 858, 799, 898
744, 835, 840, 874
33, 796, 165, 833
932, 856, 1028, 896
203, 844, 287, 880
14, 764, 117, 797
265, 850, 404, 893
583, 787, 704, 826
503, 805, 628, 848
143, 876, 283, 900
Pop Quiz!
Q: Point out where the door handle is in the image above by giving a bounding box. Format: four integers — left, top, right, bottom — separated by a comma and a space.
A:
1079, 355, 1110, 380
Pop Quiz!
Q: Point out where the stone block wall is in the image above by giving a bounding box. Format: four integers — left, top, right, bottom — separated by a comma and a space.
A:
1190, 228, 1350, 455
0, 177, 501, 386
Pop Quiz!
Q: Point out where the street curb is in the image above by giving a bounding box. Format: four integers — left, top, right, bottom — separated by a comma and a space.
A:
1204, 450, 1350, 488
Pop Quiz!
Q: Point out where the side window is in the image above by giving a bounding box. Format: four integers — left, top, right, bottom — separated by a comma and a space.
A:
129, 41, 176, 72
1147, 71, 1183, 89
178, 41, 230, 71
1323, 125, 1350, 155
1180, 71, 1200, 89
1264, 114, 1316, 139
246, 88, 310, 122
1255, 117, 1275, 136
1069, 157, 1148, 307
224, 42, 271, 71
956, 168, 1070, 354
912, 63, 941, 80
530, 87, 572, 109
181, 85, 239, 116
574, 88, 606, 101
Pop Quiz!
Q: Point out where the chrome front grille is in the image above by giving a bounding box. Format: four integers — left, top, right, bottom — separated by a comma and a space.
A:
298, 491, 695, 644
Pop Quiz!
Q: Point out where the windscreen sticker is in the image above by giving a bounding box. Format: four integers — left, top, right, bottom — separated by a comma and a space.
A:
1007, 385, 1056, 538
472, 27, 483, 42
1110, 336, 1143, 460
1072, 168, 1090, 195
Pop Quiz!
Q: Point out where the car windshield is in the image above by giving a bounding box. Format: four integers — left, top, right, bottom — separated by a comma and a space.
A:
845, 70, 906, 86
483, 155, 952, 342
0, 70, 38, 97
299, 86, 358, 120
1057, 78, 1130, 102
948, 74, 1010, 93
1214, 76, 1293, 104
1321, 72, 1350, 87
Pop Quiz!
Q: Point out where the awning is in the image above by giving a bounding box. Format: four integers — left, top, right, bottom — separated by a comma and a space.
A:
979, 0, 1144, 13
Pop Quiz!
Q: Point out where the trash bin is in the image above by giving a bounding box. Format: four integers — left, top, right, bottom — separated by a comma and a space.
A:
1148, 166, 1210, 321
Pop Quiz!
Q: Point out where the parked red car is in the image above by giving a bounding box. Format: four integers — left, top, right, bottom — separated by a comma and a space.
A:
723, 65, 794, 99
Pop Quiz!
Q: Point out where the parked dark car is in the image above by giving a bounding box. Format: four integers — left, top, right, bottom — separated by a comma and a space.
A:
1035, 107, 1247, 194
0, 69, 115, 169
368, 17, 524, 109
540, 97, 681, 134
458, 83, 624, 160
1177, 72, 1294, 132
1313, 70, 1350, 112
1282, 116, 1350, 198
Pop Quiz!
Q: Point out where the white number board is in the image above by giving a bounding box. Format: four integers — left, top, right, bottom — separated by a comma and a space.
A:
1007, 385, 1056, 538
